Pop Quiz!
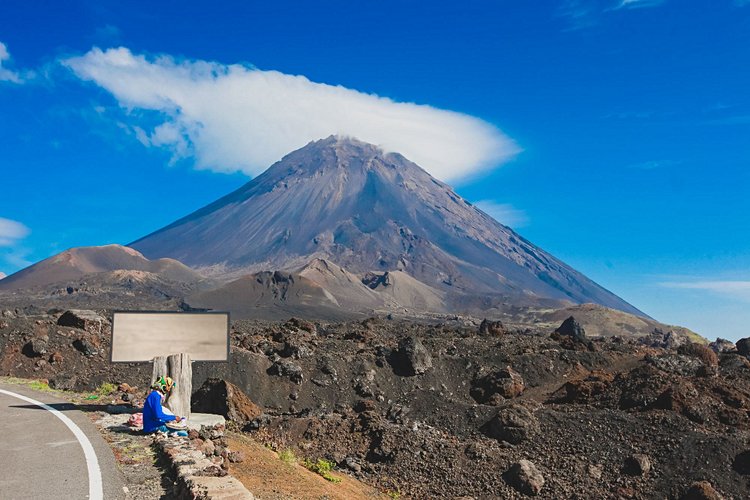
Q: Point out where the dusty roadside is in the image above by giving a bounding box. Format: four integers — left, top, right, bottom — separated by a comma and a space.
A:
1, 377, 178, 499
226, 432, 387, 500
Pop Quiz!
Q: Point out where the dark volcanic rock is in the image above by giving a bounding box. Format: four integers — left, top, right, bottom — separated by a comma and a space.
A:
555, 316, 587, 343
647, 354, 702, 377
504, 460, 544, 496
23, 338, 47, 357
709, 338, 735, 354
267, 359, 304, 384
483, 404, 539, 444
680, 481, 724, 500
640, 328, 686, 349
549, 370, 614, 403
192, 378, 263, 424
736, 338, 750, 356
57, 309, 104, 333
391, 336, 432, 376
479, 319, 506, 336
72, 338, 98, 357
623, 454, 651, 476
471, 366, 524, 404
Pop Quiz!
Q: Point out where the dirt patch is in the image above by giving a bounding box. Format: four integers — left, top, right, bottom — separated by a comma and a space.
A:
226, 432, 387, 499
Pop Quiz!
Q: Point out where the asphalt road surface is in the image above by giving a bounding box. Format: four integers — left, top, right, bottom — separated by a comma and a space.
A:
0, 382, 126, 499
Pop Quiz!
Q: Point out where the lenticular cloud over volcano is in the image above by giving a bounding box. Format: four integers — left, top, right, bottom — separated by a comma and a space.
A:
63, 47, 519, 181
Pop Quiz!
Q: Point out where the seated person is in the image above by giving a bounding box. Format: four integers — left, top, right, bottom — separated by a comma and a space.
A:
143, 376, 186, 436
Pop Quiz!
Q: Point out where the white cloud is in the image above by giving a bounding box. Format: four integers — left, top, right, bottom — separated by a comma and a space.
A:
63, 47, 520, 182
0, 272, 6, 280
473, 200, 529, 229
0, 41, 23, 83
660, 280, 750, 302
0, 217, 30, 247
614, 0, 664, 9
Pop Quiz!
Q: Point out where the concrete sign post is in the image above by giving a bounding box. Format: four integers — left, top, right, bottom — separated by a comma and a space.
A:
112, 311, 229, 422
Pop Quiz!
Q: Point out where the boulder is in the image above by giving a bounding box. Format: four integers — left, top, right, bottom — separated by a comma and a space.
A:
549, 370, 614, 404
503, 460, 544, 496
48, 351, 63, 364
57, 310, 104, 333
640, 328, 686, 350
23, 338, 48, 357
680, 481, 724, 500
623, 454, 651, 476
72, 338, 98, 357
555, 316, 587, 343
192, 379, 263, 424
281, 339, 313, 359
391, 336, 432, 376
479, 319, 506, 336
483, 405, 539, 444
471, 366, 524, 404
709, 338, 735, 354
736, 338, 750, 356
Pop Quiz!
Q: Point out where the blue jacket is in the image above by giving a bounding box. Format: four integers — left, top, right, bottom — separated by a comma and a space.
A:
143, 390, 173, 433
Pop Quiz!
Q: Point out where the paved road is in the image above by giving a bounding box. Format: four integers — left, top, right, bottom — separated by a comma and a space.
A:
0, 383, 126, 500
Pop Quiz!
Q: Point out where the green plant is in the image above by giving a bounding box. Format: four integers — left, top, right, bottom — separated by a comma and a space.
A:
385, 491, 401, 499
302, 458, 341, 483
278, 449, 297, 465
28, 380, 52, 392
97, 382, 118, 395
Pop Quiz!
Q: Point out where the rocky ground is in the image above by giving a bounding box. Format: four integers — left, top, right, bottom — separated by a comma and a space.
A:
1, 307, 749, 498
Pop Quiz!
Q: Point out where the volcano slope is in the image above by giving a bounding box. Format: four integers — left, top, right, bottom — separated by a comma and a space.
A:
1, 308, 748, 498
131, 136, 643, 316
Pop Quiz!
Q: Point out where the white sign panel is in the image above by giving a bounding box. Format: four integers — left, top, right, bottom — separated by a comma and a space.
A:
111, 311, 229, 362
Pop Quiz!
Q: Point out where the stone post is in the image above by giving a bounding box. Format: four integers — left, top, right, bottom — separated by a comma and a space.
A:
166, 352, 192, 419
151, 352, 192, 420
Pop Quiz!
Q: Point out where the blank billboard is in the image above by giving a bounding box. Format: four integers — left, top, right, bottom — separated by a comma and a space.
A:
111, 311, 229, 362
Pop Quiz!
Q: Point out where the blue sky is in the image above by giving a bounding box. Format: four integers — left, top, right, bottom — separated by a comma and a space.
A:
1, 1, 749, 340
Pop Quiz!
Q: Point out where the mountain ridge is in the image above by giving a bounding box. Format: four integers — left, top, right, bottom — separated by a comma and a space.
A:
130, 136, 644, 316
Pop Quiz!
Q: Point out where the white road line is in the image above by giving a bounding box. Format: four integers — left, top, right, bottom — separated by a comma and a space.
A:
0, 388, 104, 500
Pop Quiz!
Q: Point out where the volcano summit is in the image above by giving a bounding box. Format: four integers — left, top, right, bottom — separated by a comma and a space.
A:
130, 136, 641, 316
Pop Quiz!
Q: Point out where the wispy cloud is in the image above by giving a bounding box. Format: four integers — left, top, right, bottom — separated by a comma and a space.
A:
473, 200, 529, 229
560, 0, 666, 29
0, 272, 6, 280
0, 217, 30, 247
0, 217, 31, 275
705, 115, 750, 126
627, 159, 681, 170
62, 47, 520, 182
660, 280, 750, 302
613, 0, 665, 10
0, 41, 25, 83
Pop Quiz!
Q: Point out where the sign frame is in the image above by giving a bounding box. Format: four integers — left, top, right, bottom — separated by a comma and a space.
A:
110, 310, 230, 363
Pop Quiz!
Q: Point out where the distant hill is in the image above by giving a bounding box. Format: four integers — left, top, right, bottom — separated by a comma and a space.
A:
0, 244, 203, 291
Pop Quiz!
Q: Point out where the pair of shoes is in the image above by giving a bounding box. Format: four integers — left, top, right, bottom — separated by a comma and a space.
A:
172, 430, 188, 437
